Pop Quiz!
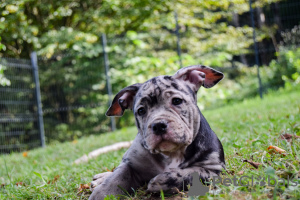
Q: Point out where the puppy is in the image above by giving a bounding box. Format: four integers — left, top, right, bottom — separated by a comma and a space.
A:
89, 65, 225, 200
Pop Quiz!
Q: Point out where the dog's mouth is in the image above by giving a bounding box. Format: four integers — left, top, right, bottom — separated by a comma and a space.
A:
146, 135, 181, 154
157, 140, 178, 152
145, 121, 192, 154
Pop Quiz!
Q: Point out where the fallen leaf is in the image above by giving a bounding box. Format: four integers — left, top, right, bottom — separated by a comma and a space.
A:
15, 182, 24, 186
105, 167, 116, 172
22, 152, 28, 157
78, 183, 90, 192
267, 145, 287, 156
237, 171, 244, 175
243, 159, 262, 169
77, 183, 92, 196
280, 133, 300, 142
47, 175, 60, 184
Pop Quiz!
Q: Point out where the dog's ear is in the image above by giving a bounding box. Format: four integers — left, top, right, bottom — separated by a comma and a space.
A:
172, 65, 224, 92
106, 83, 142, 116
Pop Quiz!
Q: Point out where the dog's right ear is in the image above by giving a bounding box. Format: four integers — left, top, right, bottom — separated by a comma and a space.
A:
106, 83, 142, 116
173, 65, 224, 92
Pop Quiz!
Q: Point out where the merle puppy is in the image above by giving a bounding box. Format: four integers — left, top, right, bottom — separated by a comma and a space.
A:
89, 65, 225, 200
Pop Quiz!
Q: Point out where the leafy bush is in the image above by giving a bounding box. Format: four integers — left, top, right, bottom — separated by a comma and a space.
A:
267, 47, 300, 90
197, 65, 272, 109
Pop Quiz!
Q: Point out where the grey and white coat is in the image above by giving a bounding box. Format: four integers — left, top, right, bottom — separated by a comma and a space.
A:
89, 65, 226, 200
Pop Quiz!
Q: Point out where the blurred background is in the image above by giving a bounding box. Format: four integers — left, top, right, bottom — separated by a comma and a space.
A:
0, 0, 299, 153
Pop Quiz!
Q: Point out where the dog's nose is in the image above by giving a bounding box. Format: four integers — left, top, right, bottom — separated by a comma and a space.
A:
152, 122, 167, 135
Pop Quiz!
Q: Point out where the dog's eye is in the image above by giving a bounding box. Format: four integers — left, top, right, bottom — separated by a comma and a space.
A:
172, 98, 183, 105
137, 107, 146, 116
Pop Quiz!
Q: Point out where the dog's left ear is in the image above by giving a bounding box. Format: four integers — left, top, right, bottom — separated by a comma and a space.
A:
106, 83, 142, 116
172, 65, 224, 92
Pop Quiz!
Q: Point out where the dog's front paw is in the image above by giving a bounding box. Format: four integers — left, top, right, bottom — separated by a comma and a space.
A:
147, 171, 181, 193
90, 172, 113, 191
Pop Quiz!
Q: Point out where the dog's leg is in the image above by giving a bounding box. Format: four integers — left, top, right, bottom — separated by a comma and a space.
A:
147, 165, 222, 193
90, 172, 113, 191
89, 163, 140, 200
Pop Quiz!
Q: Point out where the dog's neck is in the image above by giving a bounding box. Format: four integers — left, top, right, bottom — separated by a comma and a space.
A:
160, 148, 186, 172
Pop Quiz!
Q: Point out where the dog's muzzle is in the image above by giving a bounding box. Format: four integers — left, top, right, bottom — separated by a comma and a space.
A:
146, 119, 184, 153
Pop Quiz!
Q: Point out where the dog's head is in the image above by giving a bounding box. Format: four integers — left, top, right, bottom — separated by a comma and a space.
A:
106, 65, 223, 154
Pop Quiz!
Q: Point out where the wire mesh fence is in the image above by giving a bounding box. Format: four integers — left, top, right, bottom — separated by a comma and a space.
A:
38, 54, 110, 143
0, 0, 300, 153
0, 58, 41, 153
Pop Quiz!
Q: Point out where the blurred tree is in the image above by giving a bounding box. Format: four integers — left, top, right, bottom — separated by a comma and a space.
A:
0, 0, 282, 59
0, 0, 172, 57
0, 0, 292, 142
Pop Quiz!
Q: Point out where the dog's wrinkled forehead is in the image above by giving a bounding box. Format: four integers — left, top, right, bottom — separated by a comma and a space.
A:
106, 65, 223, 117
133, 75, 193, 108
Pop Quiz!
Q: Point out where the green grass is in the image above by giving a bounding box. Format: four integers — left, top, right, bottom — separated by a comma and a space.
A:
1, 87, 300, 199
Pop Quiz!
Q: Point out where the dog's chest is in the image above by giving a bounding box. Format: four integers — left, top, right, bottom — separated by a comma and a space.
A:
162, 153, 185, 172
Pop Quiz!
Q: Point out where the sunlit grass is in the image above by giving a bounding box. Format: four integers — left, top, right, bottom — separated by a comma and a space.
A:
0, 87, 299, 199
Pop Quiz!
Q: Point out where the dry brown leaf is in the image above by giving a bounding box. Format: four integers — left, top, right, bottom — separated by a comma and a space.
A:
237, 170, 244, 175
15, 182, 24, 186
267, 145, 287, 156
280, 133, 300, 142
243, 159, 262, 169
105, 167, 116, 172
22, 152, 28, 157
78, 183, 90, 192
47, 175, 60, 184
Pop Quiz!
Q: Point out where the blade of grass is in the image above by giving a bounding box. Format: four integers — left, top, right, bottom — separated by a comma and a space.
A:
160, 189, 165, 200
2, 156, 11, 184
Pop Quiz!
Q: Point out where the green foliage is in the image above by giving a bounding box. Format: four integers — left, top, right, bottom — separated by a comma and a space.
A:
38, 54, 112, 142
0, 36, 8, 86
1, 0, 279, 60
0, 0, 172, 57
267, 47, 300, 90
0, 36, 5, 51
196, 66, 263, 109
0, 63, 11, 86
281, 25, 300, 47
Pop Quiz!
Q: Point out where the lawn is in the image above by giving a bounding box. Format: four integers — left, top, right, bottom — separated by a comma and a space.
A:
1, 87, 300, 199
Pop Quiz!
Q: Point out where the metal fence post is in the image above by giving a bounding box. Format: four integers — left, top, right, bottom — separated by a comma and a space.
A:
174, 11, 183, 69
30, 52, 46, 147
102, 33, 116, 132
249, 0, 263, 99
